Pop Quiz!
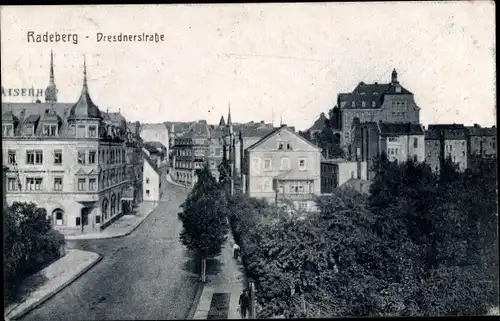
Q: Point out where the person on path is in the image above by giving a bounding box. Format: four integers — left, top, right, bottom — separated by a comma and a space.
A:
233, 243, 240, 260
239, 289, 250, 319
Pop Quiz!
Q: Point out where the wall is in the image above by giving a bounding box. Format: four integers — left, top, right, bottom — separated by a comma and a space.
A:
338, 162, 358, 186
143, 159, 160, 201
140, 126, 169, 159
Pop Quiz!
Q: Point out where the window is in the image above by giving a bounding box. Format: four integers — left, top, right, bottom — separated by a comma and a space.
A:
146, 178, 150, 184
54, 177, 63, 191
427, 151, 431, 157
462, 151, 465, 156
88, 126, 97, 138
95, 215, 101, 224
146, 190, 150, 195
298, 202, 307, 211
280, 158, 290, 171
88, 150, 97, 164
388, 137, 398, 142
54, 150, 62, 164
278, 142, 284, 150
76, 217, 81, 226
264, 159, 272, 170
361, 101, 366, 108
286, 143, 292, 150
453, 156, 456, 162
413, 138, 418, 148
54, 210, 64, 225
78, 150, 86, 164
264, 179, 272, 191
35, 150, 43, 164
76, 125, 86, 138
8, 150, 16, 164
3, 124, 13, 136
26, 150, 35, 164
26, 177, 43, 191
25, 125, 35, 136
7, 178, 18, 191
43, 124, 57, 136
298, 158, 307, 170
278, 184, 284, 193
78, 178, 86, 191
372, 101, 376, 107
89, 178, 97, 190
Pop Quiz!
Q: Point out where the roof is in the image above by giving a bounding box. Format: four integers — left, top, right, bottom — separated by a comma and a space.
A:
466, 125, 497, 137
338, 79, 413, 110
142, 150, 159, 174
246, 125, 321, 151
234, 121, 275, 138
378, 122, 424, 136
144, 141, 167, 150
180, 120, 211, 139
141, 123, 169, 132
425, 124, 468, 140
164, 121, 195, 134
308, 113, 328, 132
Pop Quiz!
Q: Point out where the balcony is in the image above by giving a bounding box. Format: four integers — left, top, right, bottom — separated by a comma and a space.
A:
276, 193, 314, 201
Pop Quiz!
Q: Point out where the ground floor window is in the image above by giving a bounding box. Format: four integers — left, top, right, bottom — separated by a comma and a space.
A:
53, 209, 64, 226
76, 217, 81, 226
95, 215, 101, 224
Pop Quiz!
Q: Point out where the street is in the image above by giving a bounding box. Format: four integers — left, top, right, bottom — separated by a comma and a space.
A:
19, 181, 199, 321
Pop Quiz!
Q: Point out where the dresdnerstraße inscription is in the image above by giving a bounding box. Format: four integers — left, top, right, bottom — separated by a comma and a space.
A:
26, 31, 166, 44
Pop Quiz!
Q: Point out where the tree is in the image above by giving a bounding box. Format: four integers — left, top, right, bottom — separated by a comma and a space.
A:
179, 164, 229, 282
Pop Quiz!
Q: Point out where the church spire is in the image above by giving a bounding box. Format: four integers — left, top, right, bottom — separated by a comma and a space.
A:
83, 54, 88, 90
45, 50, 57, 103
227, 101, 232, 125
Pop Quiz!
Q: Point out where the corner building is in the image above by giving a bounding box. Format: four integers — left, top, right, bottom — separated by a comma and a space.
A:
2, 55, 139, 234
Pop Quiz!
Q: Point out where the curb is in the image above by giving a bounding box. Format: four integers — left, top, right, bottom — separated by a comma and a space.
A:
186, 280, 206, 319
6, 252, 103, 321
64, 206, 157, 241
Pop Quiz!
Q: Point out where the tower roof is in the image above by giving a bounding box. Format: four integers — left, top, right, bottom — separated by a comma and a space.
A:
219, 115, 226, 127
45, 50, 58, 103
68, 55, 102, 120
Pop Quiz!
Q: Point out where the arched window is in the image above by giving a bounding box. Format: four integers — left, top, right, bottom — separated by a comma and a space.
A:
102, 198, 109, 220
52, 208, 64, 226
111, 194, 116, 215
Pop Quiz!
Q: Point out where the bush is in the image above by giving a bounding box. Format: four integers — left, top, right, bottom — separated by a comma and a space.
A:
4, 202, 66, 305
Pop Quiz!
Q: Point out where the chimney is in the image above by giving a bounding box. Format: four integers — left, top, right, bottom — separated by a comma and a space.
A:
260, 120, 264, 124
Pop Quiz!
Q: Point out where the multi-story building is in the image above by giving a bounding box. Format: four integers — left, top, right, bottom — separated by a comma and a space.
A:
466, 124, 497, 159
354, 121, 425, 179
243, 125, 322, 212
335, 69, 421, 156
425, 124, 469, 174
138, 123, 170, 162
2, 54, 140, 234
320, 158, 368, 194
123, 121, 144, 210
171, 120, 211, 186
164, 121, 195, 149
142, 151, 161, 201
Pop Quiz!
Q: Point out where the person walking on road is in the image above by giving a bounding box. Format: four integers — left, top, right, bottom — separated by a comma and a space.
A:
239, 289, 250, 319
233, 243, 240, 260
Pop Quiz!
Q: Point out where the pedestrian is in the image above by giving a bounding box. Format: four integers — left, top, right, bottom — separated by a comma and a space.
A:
239, 289, 250, 319
233, 243, 240, 260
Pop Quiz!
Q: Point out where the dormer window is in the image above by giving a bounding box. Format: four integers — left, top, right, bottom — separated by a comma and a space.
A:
76, 125, 86, 138
372, 101, 376, 107
361, 101, 366, 108
360, 92, 366, 95
351, 101, 356, 107
395, 86, 402, 93
43, 124, 58, 136
2, 124, 14, 137
25, 124, 35, 136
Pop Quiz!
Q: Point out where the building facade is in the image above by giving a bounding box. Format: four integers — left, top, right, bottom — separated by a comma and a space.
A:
243, 125, 322, 212
354, 121, 425, 179
425, 124, 469, 174
138, 123, 170, 162
335, 69, 421, 157
142, 152, 161, 201
467, 124, 496, 158
320, 158, 367, 194
2, 54, 141, 234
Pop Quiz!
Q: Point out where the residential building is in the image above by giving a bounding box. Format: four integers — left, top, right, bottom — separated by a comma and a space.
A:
353, 121, 425, 179
466, 124, 497, 159
171, 120, 211, 186
143, 151, 161, 201
138, 123, 170, 163
243, 125, 322, 212
320, 158, 368, 194
123, 121, 144, 211
336, 69, 421, 157
425, 124, 469, 174
2, 53, 140, 234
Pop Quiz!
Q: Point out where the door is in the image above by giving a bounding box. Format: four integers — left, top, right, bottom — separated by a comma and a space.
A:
81, 207, 91, 232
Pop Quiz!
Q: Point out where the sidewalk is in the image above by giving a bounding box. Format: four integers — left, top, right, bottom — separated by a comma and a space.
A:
65, 201, 158, 240
4, 249, 101, 321
192, 232, 247, 320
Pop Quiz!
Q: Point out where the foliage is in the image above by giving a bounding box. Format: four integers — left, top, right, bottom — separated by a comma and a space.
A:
179, 164, 229, 258
230, 154, 498, 318
4, 202, 66, 305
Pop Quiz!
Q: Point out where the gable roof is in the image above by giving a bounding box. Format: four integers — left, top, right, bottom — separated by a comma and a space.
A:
426, 124, 468, 140
246, 125, 321, 151
180, 120, 211, 139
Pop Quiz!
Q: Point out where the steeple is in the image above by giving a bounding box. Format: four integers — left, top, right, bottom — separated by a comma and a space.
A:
45, 50, 58, 103
227, 102, 232, 126
219, 115, 226, 127
68, 55, 102, 120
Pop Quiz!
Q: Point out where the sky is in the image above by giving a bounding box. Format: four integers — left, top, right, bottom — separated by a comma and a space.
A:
0, 3, 496, 130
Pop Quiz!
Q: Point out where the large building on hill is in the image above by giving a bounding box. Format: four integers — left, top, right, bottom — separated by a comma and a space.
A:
243, 125, 322, 212
2, 53, 144, 235
332, 69, 421, 157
